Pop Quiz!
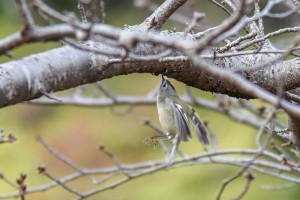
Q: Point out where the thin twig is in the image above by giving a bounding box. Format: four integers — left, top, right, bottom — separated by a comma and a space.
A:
255, 2, 265, 38
15, 0, 35, 30
39, 89, 62, 102
216, 107, 276, 200
261, 182, 297, 190
77, 0, 88, 23
37, 166, 83, 197
184, 12, 205, 33
98, 145, 131, 177
217, 32, 257, 53
233, 170, 255, 200
100, 0, 106, 23
194, 0, 246, 52
37, 136, 84, 173
0, 149, 294, 199
92, 173, 117, 185
32, 0, 89, 31
236, 26, 300, 51
266, 7, 299, 18
208, 0, 232, 16
95, 83, 134, 115
285, 91, 300, 104
0, 173, 19, 189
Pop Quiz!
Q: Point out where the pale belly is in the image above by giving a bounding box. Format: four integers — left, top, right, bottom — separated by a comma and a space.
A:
157, 98, 176, 134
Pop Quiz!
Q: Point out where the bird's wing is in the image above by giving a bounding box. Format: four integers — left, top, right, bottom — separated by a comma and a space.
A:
170, 99, 191, 142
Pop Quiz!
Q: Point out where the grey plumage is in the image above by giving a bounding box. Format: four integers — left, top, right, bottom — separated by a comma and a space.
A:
171, 101, 191, 142
189, 108, 209, 145
156, 76, 209, 166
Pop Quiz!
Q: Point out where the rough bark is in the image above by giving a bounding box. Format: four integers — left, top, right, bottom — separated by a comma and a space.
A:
0, 36, 299, 108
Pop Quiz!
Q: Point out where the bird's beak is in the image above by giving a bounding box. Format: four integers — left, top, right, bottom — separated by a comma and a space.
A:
161, 75, 165, 85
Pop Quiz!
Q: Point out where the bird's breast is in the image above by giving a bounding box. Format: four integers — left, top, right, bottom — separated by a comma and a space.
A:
157, 98, 176, 134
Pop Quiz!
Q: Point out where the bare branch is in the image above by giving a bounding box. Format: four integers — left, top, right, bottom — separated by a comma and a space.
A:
184, 12, 205, 33
37, 136, 84, 173
0, 148, 295, 199
0, 173, 18, 190
141, 0, 188, 30
208, 0, 232, 16
135, 0, 191, 26
37, 166, 83, 198
194, 0, 247, 52
77, 0, 88, 24
15, 0, 35, 30
216, 107, 276, 200
233, 170, 255, 200
236, 26, 300, 51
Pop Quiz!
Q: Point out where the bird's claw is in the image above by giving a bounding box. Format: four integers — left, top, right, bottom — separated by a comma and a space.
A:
144, 136, 158, 149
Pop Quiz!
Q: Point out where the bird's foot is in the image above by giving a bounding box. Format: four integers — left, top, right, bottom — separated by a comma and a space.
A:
144, 136, 158, 149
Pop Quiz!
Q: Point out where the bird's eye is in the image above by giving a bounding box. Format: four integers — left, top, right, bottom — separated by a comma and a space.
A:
162, 82, 167, 88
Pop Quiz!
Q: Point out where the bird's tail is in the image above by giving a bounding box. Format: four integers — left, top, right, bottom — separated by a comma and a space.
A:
189, 108, 209, 145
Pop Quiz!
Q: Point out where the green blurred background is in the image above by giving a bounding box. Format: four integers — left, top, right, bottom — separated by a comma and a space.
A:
0, 0, 299, 199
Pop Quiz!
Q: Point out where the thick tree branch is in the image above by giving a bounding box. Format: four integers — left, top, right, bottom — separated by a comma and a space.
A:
0, 39, 299, 109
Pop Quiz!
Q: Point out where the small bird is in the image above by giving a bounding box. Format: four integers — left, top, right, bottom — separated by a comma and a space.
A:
148, 75, 209, 166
